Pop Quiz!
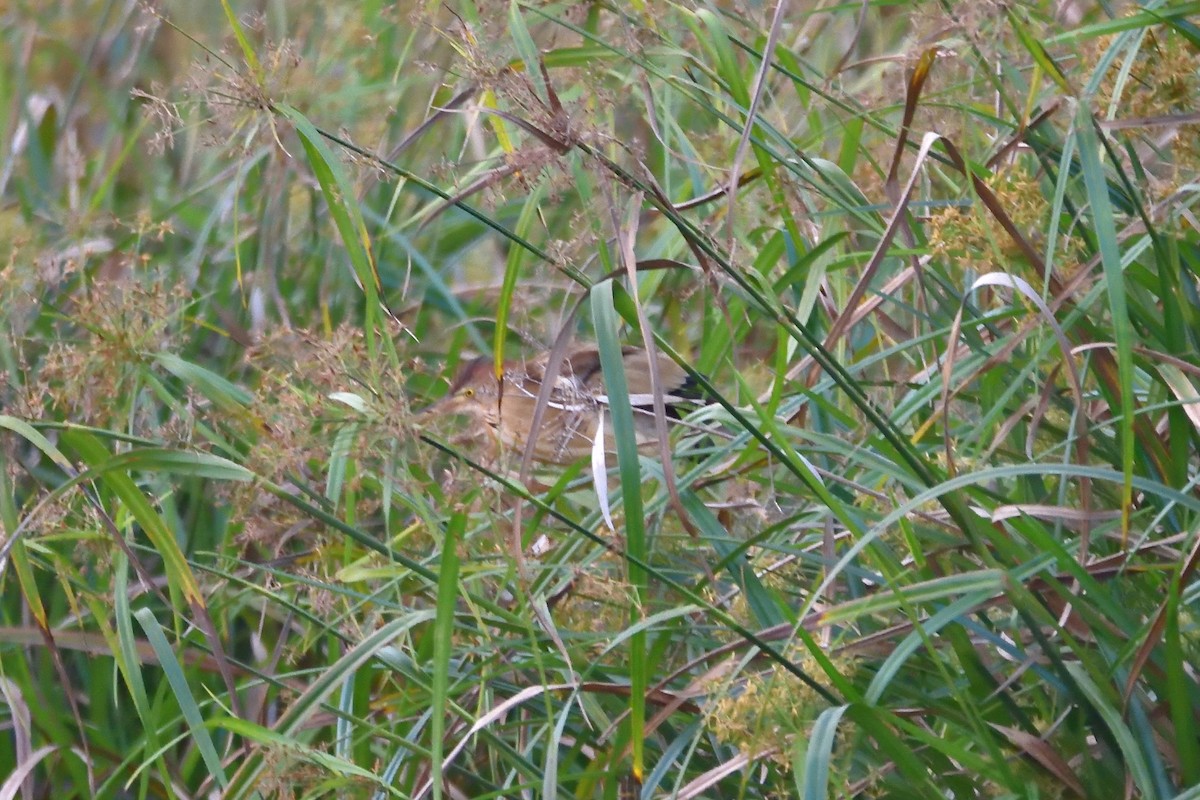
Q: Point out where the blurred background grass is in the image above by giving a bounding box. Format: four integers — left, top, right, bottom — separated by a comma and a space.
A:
2, 1, 1199, 797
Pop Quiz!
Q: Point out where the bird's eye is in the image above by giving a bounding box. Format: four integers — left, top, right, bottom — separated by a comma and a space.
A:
463, 388, 474, 397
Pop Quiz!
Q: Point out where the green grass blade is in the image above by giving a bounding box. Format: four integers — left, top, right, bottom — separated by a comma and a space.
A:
797, 705, 849, 800
590, 279, 647, 782
1066, 663, 1155, 797
1075, 105, 1136, 539
430, 510, 465, 800
133, 608, 228, 790
278, 103, 383, 359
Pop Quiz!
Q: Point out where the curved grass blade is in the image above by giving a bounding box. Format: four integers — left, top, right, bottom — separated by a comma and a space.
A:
277, 103, 385, 363
223, 612, 437, 798
133, 608, 228, 791
796, 705, 849, 800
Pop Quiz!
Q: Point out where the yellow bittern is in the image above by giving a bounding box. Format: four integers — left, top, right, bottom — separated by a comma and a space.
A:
427, 345, 696, 464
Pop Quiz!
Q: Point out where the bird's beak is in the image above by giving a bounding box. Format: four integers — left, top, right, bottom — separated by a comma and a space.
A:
412, 394, 449, 423
413, 391, 474, 423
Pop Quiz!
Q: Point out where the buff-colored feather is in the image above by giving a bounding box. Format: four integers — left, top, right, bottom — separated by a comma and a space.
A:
427, 346, 693, 464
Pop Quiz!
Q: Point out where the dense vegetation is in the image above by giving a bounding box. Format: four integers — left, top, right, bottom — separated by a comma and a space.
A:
2, 1, 1199, 798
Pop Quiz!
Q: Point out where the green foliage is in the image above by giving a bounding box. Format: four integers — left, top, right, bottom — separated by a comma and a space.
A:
2, 1, 1199, 797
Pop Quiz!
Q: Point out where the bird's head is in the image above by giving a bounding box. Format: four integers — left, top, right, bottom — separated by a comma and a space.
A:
427, 357, 503, 426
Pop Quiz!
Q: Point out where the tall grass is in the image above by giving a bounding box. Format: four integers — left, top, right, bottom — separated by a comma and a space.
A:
2, 1, 1198, 798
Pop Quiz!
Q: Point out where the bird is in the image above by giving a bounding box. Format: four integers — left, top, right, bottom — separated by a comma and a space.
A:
426, 345, 697, 465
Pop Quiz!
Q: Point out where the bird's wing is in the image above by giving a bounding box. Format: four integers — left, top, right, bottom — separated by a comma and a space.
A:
568, 346, 690, 403
620, 348, 689, 401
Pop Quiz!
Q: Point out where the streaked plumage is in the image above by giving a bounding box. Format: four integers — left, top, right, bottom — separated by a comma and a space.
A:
430, 346, 694, 464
